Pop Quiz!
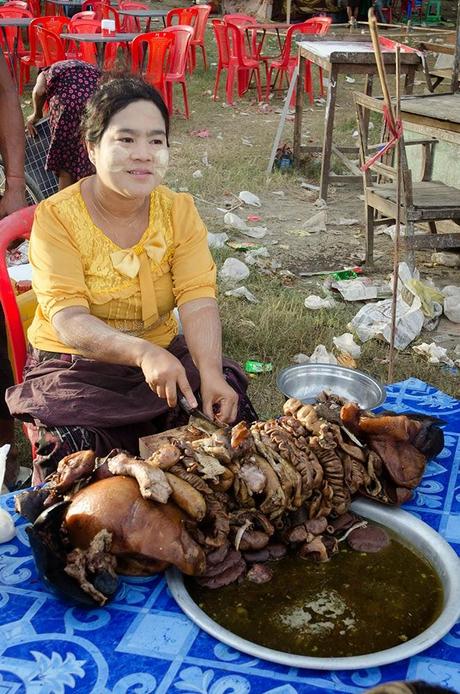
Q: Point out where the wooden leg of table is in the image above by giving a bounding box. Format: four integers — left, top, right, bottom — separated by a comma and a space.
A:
404, 66, 416, 95
319, 65, 338, 202
293, 55, 305, 164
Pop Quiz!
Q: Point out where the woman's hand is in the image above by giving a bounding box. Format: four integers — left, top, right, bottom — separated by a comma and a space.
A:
139, 345, 197, 410
200, 371, 238, 424
25, 114, 39, 137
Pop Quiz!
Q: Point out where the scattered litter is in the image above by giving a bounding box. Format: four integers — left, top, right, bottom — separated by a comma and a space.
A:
309, 344, 338, 364
412, 342, 454, 367
191, 129, 209, 138
178, 186, 189, 192
300, 182, 321, 192
345, 75, 355, 83
331, 277, 391, 302
352, 130, 358, 138
192, 170, 203, 178
202, 151, 210, 167
272, 191, 285, 196
244, 360, 273, 374
304, 295, 336, 310
207, 232, 229, 249
332, 333, 361, 358
303, 210, 327, 232
225, 286, 259, 303
245, 247, 270, 265
314, 198, 327, 209
292, 353, 310, 364
336, 352, 357, 368
431, 251, 460, 267
314, 98, 326, 105
241, 137, 254, 147
349, 297, 424, 350
6, 240, 29, 266
443, 285, 460, 323
247, 214, 262, 222
377, 224, 423, 240
239, 191, 261, 207
217, 133, 224, 140
219, 257, 250, 283
397, 262, 443, 320
226, 240, 261, 252
333, 217, 360, 226
224, 212, 267, 238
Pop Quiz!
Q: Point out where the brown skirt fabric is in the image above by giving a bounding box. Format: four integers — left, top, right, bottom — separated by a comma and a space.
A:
6, 336, 257, 484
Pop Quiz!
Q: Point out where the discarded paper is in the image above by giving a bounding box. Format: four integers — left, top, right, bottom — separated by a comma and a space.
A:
304, 295, 336, 310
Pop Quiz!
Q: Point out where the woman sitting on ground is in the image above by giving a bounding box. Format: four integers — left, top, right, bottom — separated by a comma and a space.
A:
7, 75, 256, 484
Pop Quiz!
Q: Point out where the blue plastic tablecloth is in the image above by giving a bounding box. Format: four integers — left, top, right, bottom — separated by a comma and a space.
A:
0, 377, 459, 693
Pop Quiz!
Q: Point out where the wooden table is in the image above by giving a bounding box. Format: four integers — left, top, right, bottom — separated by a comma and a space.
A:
293, 38, 421, 201
399, 92, 460, 145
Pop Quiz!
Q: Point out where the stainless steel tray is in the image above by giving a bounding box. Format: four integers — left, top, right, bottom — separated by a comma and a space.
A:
276, 363, 386, 410
166, 499, 460, 670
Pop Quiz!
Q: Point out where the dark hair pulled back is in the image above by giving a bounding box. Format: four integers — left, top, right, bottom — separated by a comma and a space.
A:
81, 74, 170, 146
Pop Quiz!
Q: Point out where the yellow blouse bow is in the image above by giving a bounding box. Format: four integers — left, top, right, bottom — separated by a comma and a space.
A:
110, 242, 166, 328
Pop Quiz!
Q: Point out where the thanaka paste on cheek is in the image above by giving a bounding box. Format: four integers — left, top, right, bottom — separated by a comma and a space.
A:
152, 147, 169, 180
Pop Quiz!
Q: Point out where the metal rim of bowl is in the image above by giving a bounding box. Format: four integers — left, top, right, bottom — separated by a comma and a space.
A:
276, 363, 386, 410
166, 499, 460, 671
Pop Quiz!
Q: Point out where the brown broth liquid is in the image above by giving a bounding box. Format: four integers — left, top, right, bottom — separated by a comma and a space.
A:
187, 538, 443, 657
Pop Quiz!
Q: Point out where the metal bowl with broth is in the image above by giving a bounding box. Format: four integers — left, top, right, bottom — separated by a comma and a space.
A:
276, 364, 386, 410
167, 500, 460, 671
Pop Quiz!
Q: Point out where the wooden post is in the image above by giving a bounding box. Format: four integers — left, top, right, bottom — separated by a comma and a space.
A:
451, 0, 460, 91
388, 46, 402, 384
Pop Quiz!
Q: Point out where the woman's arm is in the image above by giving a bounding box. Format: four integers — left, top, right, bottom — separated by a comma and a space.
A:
52, 306, 197, 409
25, 72, 47, 137
179, 298, 238, 423
0, 53, 26, 218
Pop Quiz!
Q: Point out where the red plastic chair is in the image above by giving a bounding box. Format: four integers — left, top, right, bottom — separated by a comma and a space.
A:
35, 25, 67, 66
265, 17, 331, 105
222, 12, 258, 57
130, 31, 173, 103
69, 16, 101, 65
163, 25, 193, 118
119, 1, 149, 32
226, 20, 263, 104
0, 206, 36, 385
20, 16, 71, 92
189, 3, 211, 72
0, 6, 33, 74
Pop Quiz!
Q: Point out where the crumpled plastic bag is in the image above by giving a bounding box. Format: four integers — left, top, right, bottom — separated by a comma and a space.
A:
245, 247, 269, 265
219, 257, 250, 283
207, 232, 229, 249
412, 342, 454, 367
238, 191, 261, 207
431, 251, 460, 267
223, 212, 267, 239
304, 295, 335, 310
333, 332, 361, 358
303, 210, 327, 232
309, 344, 338, 364
397, 262, 443, 327
442, 285, 460, 323
224, 286, 258, 303
292, 353, 310, 364
349, 296, 424, 350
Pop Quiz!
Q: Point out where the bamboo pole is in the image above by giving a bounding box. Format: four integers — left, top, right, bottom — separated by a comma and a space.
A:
388, 46, 402, 383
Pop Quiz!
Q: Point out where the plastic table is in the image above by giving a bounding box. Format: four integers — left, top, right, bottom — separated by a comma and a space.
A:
0, 377, 459, 692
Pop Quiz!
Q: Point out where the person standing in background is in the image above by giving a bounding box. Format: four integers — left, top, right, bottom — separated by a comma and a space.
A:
26, 60, 101, 191
0, 52, 26, 489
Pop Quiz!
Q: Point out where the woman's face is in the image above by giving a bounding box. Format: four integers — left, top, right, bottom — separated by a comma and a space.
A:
88, 99, 169, 198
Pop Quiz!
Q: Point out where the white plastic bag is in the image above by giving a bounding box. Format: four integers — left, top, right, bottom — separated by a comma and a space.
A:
225, 286, 258, 303
207, 232, 229, 249
219, 257, 250, 283
349, 297, 424, 350
309, 345, 338, 364
238, 191, 261, 207
0, 445, 16, 543
333, 332, 361, 358
223, 212, 267, 239
304, 295, 335, 310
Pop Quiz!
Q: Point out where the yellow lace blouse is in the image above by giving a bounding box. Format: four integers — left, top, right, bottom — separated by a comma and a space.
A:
27, 181, 217, 354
